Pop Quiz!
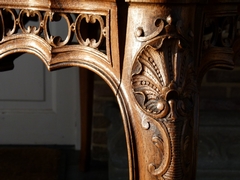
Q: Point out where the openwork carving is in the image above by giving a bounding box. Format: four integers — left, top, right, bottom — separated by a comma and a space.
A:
199, 15, 240, 83
132, 15, 197, 179
18, 9, 43, 35
203, 16, 238, 50
43, 11, 73, 47
1, 9, 17, 36
0, 8, 112, 64
75, 14, 106, 48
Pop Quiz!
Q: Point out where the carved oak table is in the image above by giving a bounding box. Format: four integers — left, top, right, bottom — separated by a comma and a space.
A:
0, 0, 239, 179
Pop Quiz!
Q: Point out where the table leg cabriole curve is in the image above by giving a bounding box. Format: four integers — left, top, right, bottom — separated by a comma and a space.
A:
0, 0, 240, 180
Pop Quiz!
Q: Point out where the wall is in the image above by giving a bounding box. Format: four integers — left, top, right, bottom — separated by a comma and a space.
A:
197, 61, 240, 179
90, 61, 240, 179
91, 75, 116, 161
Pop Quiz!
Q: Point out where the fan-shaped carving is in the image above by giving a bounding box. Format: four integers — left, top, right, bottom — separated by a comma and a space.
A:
131, 17, 197, 179
132, 36, 189, 119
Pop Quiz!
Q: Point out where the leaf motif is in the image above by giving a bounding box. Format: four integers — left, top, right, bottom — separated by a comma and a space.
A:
132, 43, 170, 118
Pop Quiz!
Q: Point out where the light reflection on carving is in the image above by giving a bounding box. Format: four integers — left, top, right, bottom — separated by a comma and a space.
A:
19, 9, 42, 34
0, 8, 108, 50
43, 12, 73, 47
132, 15, 197, 179
75, 14, 105, 48
2, 9, 17, 36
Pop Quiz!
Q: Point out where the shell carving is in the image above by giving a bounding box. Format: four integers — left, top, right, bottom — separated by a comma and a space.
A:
131, 17, 197, 179
132, 37, 188, 119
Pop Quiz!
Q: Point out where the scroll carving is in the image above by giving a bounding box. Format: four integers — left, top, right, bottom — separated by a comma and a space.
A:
18, 9, 43, 35
131, 16, 197, 179
199, 15, 240, 80
0, 8, 112, 65
43, 12, 73, 47
203, 16, 237, 50
75, 14, 106, 48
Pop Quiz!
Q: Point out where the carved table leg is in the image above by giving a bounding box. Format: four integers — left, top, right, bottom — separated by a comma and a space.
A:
120, 3, 202, 180
0, 1, 238, 180
79, 68, 94, 172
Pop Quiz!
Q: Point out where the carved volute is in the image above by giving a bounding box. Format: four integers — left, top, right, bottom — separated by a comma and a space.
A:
123, 2, 239, 180
0, 1, 239, 180
130, 12, 198, 179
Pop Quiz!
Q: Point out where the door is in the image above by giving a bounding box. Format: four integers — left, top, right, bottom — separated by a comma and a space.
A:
0, 53, 80, 149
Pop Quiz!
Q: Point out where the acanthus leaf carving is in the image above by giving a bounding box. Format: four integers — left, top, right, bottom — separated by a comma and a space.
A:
131, 15, 197, 179
132, 36, 193, 120
145, 116, 171, 178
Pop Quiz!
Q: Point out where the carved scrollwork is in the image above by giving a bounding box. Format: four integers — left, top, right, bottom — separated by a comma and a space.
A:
203, 18, 217, 50
0, 8, 112, 65
203, 16, 238, 50
43, 12, 73, 47
1, 9, 18, 36
135, 18, 165, 42
75, 14, 106, 48
18, 9, 43, 35
0, 8, 108, 51
199, 15, 239, 82
220, 17, 235, 47
132, 44, 170, 119
131, 15, 197, 179
147, 117, 171, 178
0, 10, 4, 41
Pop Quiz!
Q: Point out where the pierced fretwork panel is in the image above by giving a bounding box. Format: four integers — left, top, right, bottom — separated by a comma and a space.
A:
0, 8, 112, 64
203, 16, 240, 50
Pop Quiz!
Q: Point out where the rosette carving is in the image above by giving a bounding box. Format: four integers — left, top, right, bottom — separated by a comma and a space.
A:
131, 16, 197, 179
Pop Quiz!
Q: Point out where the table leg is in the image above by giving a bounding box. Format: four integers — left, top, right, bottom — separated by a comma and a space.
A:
119, 3, 202, 179
79, 68, 94, 172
